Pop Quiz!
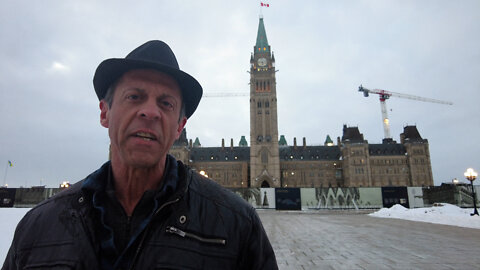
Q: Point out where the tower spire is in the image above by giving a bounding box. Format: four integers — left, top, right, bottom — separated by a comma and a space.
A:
255, 17, 270, 53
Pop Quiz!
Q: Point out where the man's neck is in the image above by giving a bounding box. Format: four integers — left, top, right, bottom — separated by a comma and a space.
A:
110, 159, 166, 216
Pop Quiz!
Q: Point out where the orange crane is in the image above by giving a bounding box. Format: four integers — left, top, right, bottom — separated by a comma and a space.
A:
358, 85, 453, 139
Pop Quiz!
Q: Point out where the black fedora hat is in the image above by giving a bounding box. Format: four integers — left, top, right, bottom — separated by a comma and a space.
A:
93, 40, 202, 118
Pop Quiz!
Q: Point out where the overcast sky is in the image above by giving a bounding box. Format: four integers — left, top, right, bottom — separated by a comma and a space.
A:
1, 0, 479, 187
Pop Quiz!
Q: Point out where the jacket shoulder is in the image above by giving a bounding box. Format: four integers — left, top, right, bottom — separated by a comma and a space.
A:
187, 169, 256, 220
13, 180, 84, 236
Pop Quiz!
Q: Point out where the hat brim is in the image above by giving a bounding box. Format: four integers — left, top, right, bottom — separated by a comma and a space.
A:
93, 58, 202, 118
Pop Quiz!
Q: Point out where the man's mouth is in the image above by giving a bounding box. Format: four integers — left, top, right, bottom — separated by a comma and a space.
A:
134, 132, 157, 141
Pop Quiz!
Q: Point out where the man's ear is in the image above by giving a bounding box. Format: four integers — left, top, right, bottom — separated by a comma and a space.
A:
175, 117, 187, 139
100, 100, 109, 128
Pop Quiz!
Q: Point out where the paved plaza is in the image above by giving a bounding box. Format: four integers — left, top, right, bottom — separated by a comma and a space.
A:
258, 210, 480, 270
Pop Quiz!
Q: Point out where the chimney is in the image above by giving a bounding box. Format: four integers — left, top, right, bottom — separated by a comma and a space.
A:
293, 137, 297, 149
230, 138, 234, 149
400, 133, 405, 144
221, 138, 225, 150
303, 137, 306, 148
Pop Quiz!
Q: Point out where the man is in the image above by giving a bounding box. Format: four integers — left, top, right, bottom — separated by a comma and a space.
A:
3, 40, 278, 269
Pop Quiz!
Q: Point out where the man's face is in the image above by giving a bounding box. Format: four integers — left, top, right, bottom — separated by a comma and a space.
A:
100, 69, 187, 169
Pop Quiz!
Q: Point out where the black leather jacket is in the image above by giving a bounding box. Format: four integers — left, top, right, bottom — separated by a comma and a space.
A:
2, 160, 278, 270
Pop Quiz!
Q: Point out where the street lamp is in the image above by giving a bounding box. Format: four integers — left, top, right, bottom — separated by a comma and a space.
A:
464, 168, 478, 216
60, 181, 70, 188
199, 170, 208, 178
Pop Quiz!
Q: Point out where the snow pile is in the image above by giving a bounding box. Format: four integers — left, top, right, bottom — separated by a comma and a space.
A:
370, 203, 480, 229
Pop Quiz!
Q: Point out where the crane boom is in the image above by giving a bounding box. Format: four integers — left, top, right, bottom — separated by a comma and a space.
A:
358, 85, 453, 139
359, 85, 453, 105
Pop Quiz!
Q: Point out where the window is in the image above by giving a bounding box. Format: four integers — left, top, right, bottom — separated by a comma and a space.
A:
262, 151, 268, 163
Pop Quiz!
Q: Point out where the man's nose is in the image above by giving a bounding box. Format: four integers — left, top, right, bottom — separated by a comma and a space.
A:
138, 100, 161, 120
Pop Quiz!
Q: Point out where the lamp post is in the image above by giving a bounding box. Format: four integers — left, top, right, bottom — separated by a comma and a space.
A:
464, 168, 478, 216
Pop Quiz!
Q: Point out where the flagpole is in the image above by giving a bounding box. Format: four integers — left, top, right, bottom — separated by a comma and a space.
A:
3, 161, 9, 187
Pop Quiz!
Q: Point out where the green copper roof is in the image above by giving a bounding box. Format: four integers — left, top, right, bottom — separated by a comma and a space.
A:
324, 135, 334, 146
193, 137, 201, 147
239, 136, 248, 147
255, 17, 270, 53
279, 135, 287, 146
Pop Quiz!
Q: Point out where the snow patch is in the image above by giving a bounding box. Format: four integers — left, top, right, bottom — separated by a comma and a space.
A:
370, 203, 480, 229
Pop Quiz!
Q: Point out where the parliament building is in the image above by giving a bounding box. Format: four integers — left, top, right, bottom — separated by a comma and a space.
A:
169, 17, 434, 189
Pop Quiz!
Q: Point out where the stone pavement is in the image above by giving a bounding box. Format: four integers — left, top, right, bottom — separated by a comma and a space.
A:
257, 210, 480, 270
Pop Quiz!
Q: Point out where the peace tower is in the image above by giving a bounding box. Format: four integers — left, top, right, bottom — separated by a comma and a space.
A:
249, 16, 281, 187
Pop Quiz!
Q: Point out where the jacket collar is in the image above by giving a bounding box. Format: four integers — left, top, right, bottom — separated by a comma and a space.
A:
80, 155, 189, 202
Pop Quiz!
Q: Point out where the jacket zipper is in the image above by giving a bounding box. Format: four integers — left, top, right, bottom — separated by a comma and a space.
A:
129, 197, 181, 270
166, 226, 226, 245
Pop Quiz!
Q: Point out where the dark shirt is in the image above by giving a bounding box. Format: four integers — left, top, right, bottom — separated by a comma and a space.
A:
85, 156, 178, 270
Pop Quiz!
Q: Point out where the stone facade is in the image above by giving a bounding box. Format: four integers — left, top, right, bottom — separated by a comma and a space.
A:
170, 125, 434, 188
169, 17, 434, 188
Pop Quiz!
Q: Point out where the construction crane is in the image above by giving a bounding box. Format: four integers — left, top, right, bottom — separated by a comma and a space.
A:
358, 85, 453, 139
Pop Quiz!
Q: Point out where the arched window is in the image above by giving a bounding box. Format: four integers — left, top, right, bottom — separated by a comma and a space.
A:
261, 151, 268, 163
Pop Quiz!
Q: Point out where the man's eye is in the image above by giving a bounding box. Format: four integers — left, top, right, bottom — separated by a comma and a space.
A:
127, 94, 139, 100
161, 101, 174, 110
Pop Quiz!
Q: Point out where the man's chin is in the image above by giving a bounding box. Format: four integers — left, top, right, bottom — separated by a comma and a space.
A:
127, 159, 162, 169
121, 154, 164, 169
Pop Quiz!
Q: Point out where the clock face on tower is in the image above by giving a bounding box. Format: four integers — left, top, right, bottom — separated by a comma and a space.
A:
257, 58, 267, 67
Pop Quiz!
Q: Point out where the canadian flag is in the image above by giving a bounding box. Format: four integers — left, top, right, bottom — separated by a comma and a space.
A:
261, 2, 269, 7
